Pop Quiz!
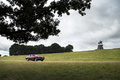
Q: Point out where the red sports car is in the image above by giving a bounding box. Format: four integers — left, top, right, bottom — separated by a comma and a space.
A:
25, 54, 45, 61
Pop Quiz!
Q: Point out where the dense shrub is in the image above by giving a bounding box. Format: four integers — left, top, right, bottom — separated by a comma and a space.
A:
9, 43, 73, 55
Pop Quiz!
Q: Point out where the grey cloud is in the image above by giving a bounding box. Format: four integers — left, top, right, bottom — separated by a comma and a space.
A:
0, 37, 13, 51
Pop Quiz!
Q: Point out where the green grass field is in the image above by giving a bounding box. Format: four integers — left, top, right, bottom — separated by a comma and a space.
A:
0, 48, 120, 61
0, 49, 120, 80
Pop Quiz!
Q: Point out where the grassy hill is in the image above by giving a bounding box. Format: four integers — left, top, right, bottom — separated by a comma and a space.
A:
43, 48, 120, 61
0, 48, 120, 80
0, 48, 120, 61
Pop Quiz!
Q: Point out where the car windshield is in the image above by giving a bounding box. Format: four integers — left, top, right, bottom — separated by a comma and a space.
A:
30, 54, 37, 56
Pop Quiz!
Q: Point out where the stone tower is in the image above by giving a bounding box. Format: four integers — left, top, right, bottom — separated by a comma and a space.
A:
97, 41, 104, 49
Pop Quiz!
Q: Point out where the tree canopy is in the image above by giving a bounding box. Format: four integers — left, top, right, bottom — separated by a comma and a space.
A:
0, 0, 91, 43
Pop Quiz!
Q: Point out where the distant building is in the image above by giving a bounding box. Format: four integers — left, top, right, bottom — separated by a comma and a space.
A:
97, 41, 104, 49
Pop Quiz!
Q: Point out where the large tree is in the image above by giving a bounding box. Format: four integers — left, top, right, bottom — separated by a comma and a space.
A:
0, 0, 91, 43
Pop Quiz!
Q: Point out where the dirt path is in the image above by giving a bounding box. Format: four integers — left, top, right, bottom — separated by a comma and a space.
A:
0, 60, 120, 63
44, 61, 120, 63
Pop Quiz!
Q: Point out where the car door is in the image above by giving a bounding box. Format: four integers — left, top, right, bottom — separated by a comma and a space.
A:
28, 55, 33, 60
30, 55, 35, 60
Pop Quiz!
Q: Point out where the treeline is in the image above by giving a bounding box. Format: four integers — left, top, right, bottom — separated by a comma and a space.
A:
9, 43, 73, 55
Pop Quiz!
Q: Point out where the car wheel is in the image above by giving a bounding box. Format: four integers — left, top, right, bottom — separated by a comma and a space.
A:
34, 58, 37, 61
41, 59, 44, 61
26, 58, 29, 61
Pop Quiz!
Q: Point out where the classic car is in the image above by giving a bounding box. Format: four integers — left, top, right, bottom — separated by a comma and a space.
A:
25, 54, 45, 61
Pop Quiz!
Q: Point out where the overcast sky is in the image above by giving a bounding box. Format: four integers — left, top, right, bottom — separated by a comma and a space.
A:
0, 0, 120, 56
